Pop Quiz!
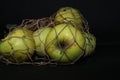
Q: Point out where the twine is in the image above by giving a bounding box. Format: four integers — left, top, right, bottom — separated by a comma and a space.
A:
0, 9, 94, 65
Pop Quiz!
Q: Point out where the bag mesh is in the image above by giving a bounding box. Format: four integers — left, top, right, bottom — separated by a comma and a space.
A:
0, 10, 95, 65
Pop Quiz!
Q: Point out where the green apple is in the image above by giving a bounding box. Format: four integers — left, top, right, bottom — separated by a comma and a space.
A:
33, 27, 52, 57
45, 23, 85, 63
83, 32, 96, 57
0, 28, 35, 63
55, 7, 84, 29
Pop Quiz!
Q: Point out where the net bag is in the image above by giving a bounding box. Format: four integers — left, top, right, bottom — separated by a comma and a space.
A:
0, 7, 96, 65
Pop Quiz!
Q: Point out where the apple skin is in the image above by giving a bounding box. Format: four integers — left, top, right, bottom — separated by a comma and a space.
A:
83, 32, 96, 57
45, 23, 85, 63
55, 7, 84, 29
33, 27, 52, 57
0, 28, 35, 63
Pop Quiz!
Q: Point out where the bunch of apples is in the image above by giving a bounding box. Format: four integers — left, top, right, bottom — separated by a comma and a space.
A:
0, 7, 96, 64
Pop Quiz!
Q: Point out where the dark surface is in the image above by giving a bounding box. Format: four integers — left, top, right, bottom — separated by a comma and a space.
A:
0, 44, 119, 80
0, 0, 120, 80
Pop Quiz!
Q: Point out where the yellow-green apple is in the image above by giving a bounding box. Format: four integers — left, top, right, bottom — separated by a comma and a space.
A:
33, 27, 52, 57
55, 7, 84, 29
83, 32, 96, 57
45, 23, 85, 63
0, 28, 35, 63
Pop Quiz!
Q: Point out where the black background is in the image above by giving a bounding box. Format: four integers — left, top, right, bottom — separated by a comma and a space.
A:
0, 0, 120, 80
